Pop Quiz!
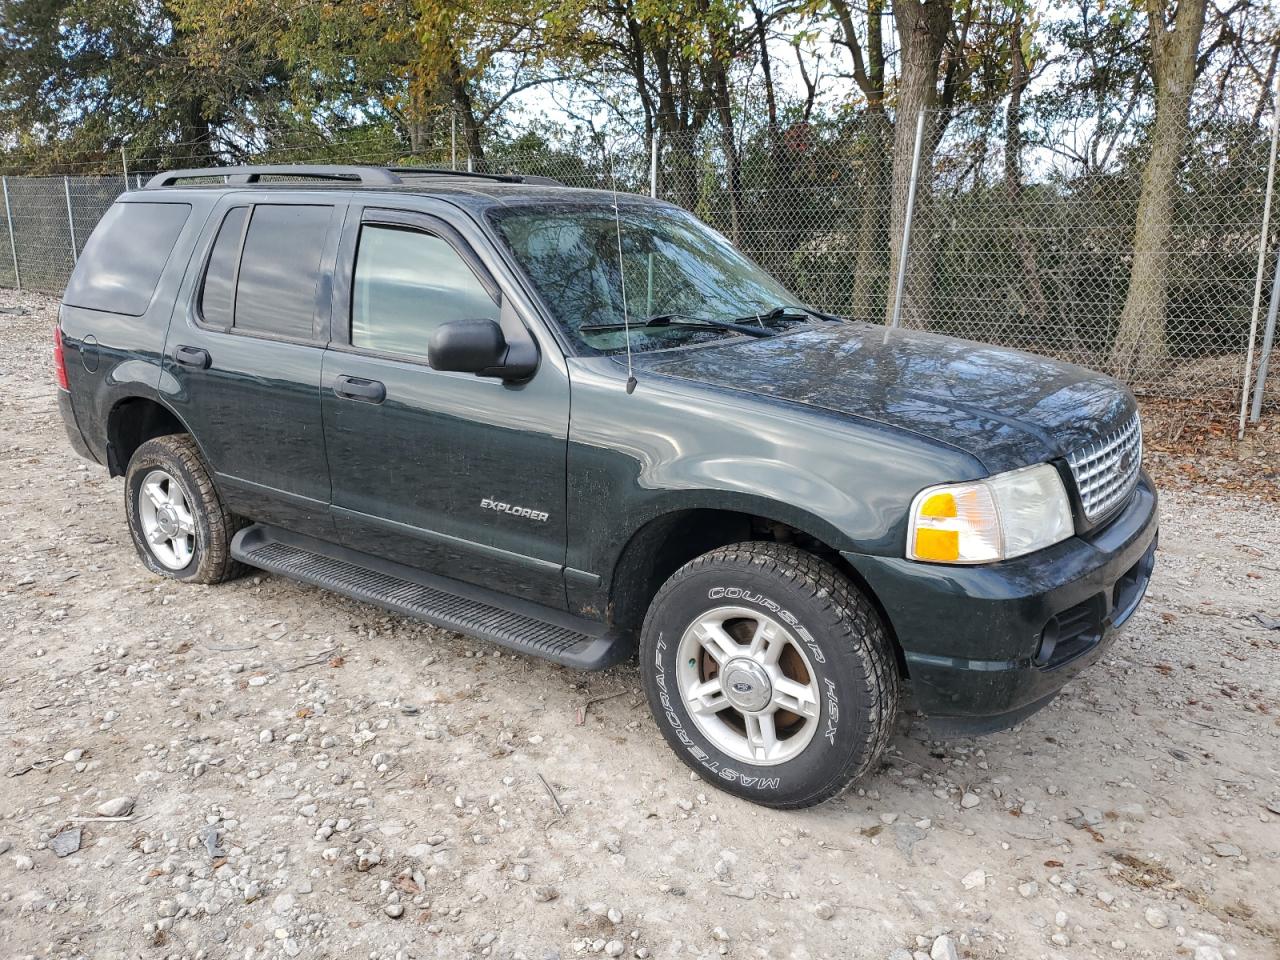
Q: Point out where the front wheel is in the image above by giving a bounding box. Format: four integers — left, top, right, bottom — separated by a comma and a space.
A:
640, 542, 898, 808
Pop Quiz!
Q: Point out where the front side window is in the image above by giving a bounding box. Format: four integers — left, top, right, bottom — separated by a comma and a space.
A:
489, 204, 803, 354
351, 224, 496, 360
233, 205, 332, 339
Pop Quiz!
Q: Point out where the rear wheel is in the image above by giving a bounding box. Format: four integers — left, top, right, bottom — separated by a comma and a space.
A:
125, 434, 244, 584
640, 542, 898, 808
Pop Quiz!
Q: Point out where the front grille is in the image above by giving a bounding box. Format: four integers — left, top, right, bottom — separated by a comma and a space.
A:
1066, 413, 1142, 522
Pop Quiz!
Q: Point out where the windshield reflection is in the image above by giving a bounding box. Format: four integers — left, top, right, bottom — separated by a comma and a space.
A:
490, 203, 803, 355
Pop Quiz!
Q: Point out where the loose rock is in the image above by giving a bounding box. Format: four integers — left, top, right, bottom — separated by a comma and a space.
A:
95, 796, 134, 817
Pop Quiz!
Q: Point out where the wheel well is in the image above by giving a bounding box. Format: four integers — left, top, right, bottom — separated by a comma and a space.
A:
106, 398, 187, 476
609, 509, 908, 678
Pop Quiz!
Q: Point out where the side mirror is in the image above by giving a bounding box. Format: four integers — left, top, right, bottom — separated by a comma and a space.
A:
427, 318, 536, 381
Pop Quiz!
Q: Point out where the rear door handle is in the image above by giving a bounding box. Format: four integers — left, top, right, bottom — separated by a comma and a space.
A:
334, 375, 386, 404
173, 345, 210, 369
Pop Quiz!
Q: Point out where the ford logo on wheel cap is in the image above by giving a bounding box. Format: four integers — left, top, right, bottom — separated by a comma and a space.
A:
732, 680, 753, 694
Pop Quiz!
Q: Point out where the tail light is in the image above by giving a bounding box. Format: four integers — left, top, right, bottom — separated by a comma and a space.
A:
54, 324, 69, 390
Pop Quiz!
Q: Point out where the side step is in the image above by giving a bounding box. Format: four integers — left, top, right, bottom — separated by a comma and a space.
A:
230, 524, 630, 670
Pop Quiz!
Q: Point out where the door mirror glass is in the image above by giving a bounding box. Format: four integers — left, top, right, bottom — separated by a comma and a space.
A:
428, 318, 507, 374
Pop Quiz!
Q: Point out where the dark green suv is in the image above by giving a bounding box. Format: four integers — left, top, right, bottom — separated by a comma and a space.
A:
55, 164, 1158, 808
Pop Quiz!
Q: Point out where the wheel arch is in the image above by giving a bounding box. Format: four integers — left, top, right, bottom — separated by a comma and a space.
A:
607, 500, 908, 679
105, 395, 200, 477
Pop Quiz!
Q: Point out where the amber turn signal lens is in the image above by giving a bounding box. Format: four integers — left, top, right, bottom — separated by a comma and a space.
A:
913, 527, 960, 561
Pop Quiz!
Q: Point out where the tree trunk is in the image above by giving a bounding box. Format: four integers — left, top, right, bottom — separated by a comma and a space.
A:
749, 1, 778, 137
448, 53, 485, 168
1003, 15, 1051, 339
829, 0, 892, 321
652, 45, 706, 212
1109, 0, 1207, 376
711, 64, 743, 245
851, 108, 891, 321
884, 0, 950, 327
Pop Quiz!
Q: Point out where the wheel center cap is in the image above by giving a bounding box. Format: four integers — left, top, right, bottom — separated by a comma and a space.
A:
156, 505, 179, 538
721, 658, 773, 713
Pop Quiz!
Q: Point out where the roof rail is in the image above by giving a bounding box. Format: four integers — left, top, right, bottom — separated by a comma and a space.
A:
145, 163, 566, 190
387, 166, 564, 187
145, 165, 404, 189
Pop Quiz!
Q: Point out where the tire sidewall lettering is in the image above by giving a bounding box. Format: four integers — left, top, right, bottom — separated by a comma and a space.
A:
707, 586, 826, 664
650, 585, 846, 794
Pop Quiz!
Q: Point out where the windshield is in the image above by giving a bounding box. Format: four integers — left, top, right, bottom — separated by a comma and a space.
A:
489, 203, 806, 355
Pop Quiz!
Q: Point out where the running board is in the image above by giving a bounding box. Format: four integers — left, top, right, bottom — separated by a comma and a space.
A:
230, 524, 629, 670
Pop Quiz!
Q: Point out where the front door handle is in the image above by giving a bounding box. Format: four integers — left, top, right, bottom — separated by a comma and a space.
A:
173, 345, 211, 369
334, 375, 386, 404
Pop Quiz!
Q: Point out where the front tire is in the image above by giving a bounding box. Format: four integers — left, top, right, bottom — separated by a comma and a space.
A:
125, 434, 244, 584
640, 542, 898, 808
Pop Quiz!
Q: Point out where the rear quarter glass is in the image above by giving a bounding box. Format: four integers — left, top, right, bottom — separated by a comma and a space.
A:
62, 201, 192, 316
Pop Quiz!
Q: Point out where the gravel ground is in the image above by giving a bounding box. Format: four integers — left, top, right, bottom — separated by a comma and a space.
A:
2, 288, 1279, 960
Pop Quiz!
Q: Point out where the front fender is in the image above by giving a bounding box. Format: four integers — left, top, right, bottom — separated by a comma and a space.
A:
564, 357, 984, 614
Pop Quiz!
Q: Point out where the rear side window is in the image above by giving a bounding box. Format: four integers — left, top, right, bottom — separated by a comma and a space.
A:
351, 225, 496, 359
233, 205, 331, 339
199, 207, 248, 328
62, 202, 191, 316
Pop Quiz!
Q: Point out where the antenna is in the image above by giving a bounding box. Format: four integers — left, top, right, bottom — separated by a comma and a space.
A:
608, 151, 637, 395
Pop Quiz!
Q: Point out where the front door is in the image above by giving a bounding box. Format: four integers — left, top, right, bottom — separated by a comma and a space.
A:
160, 197, 343, 533
320, 206, 570, 609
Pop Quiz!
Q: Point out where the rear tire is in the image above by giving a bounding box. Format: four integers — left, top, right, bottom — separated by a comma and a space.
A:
639, 542, 898, 808
125, 434, 245, 584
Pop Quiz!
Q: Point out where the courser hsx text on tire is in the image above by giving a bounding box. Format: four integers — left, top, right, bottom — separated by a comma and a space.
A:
640, 542, 899, 809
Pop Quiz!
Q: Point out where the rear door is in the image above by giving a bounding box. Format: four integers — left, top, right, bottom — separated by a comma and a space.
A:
320, 204, 571, 609
160, 196, 344, 533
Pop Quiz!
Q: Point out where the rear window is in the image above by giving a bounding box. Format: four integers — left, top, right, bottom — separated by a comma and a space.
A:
62, 202, 191, 316
233, 205, 331, 340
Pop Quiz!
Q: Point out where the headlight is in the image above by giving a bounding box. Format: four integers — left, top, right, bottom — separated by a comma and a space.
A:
907, 463, 1074, 564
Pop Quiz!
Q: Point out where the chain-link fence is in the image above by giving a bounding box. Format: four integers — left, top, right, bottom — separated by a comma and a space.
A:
2, 105, 1278, 421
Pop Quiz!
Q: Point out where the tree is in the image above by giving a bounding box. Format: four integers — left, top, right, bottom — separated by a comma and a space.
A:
884, 0, 952, 325
1109, 0, 1209, 376
1002, 6, 1050, 332
0, 0, 279, 172
827, 0, 892, 320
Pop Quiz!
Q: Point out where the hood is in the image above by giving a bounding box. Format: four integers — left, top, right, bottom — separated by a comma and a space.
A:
636, 322, 1136, 474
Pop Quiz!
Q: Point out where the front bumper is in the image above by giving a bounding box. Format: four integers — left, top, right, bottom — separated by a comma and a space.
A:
845, 470, 1159, 736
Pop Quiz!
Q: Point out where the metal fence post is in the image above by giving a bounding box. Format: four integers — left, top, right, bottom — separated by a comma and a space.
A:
890, 108, 927, 329
650, 133, 660, 199
63, 176, 78, 262
2, 176, 19, 290
1249, 242, 1280, 421
121, 148, 130, 192
1240, 76, 1280, 437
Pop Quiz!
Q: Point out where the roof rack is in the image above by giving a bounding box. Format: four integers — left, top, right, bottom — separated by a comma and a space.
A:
145, 165, 403, 188
387, 166, 564, 186
145, 163, 564, 189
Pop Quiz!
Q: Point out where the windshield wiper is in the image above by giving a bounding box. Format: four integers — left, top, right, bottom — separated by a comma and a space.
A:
728, 305, 844, 326
579, 312, 775, 338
